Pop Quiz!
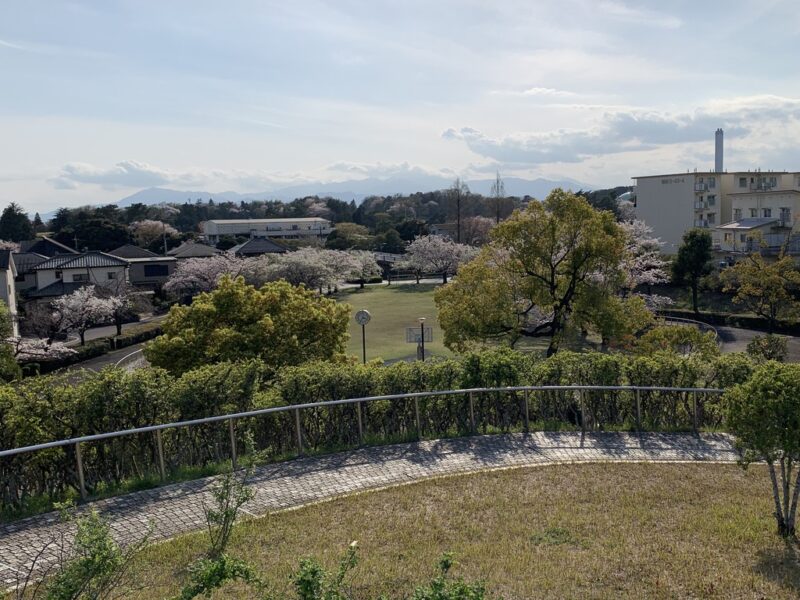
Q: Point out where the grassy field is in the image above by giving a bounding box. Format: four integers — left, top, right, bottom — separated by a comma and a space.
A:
126, 463, 800, 599
336, 284, 454, 362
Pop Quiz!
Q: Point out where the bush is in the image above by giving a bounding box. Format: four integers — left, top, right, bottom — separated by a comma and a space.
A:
746, 334, 788, 362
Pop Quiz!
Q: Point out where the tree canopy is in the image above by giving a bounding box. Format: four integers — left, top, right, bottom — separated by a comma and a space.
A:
672, 229, 713, 314
0, 203, 33, 242
145, 276, 351, 375
435, 189, 635, 355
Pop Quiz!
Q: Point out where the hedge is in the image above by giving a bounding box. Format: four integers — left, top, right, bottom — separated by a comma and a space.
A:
0, 348, 757, 513
659, 308, 800, 336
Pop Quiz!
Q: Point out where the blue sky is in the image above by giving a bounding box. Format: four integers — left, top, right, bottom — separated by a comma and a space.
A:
2, 0, 800, 212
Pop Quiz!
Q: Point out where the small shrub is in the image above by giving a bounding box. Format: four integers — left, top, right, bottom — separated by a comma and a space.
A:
411, 553, 486, 600
746, 334, 788, 362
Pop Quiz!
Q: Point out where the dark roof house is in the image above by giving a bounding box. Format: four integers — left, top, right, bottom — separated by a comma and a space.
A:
230, 238, 287, 257
12, 252, 48, 275
33, 252, 130, 271
166, 242, 221, 259
108, 244, 160, 259
19, 236, 78, 257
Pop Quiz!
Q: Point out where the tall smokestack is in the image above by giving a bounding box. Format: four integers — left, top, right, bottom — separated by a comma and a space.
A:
715, 128, 724, 173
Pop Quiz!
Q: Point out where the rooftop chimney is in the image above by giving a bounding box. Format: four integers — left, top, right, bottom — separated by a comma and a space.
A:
715, 128, 724, 173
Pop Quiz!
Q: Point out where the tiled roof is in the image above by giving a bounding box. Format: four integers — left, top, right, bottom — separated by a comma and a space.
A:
19, 236, 78, 257
166, 242, 220, 258
34, 252, 129, 271
11, 252, 47, 274
109, 244, 159, 259
231, 237, 287, 255
27, 281, 87, 298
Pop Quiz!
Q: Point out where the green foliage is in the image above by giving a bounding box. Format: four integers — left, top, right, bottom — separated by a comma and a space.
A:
0, 202, 33, 242
145, 276, 351, 375
725, 362, 800, 537
721, 253, 800, 333
634, 325, 720, 359
436, 189, 630, 356
747, 334, 789, 363
293, 542, 359, 600
205, 473, 254, 559
174, 555, 260, 600
411, 553, 486, 600
0, 300, 21, 382
672, 229, 713, 314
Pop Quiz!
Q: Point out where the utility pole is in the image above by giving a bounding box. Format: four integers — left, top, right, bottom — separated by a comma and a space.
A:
490, 170, 505, 224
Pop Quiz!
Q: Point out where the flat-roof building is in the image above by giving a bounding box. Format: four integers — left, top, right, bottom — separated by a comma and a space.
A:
202, 218, 333, 244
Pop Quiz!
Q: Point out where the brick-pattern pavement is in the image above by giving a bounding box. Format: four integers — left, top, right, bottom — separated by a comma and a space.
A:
0, 432, 739, 586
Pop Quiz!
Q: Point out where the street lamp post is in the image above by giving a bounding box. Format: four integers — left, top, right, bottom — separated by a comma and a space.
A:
354, 309, 371, 364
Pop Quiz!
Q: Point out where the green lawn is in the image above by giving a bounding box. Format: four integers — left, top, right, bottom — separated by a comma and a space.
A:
125, 463, 800, 598
336, 284, 454, 362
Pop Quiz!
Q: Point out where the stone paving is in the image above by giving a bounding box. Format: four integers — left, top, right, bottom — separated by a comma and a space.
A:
0, 431, 739, 585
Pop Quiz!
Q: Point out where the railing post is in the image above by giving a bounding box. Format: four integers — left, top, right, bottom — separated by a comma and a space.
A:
356, 401, 364, 445
75, 441, 87, 500
523, 389, 530, 433
469, 392, 476, 433
635, 389, 642, 433
579, 389, 586, 434
228, 418, 238, 470
155, 429, 166, 480
692, 391, 698, 434
294, 408, 304, 456
414, 397, 421, 439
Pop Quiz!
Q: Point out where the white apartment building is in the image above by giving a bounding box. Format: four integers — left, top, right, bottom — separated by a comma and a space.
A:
202, 218, 333, 243
633, 129, 800, 253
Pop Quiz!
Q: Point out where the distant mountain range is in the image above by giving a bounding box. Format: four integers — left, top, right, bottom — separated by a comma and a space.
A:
115, 175, 594, 207
39, 175, 596, 220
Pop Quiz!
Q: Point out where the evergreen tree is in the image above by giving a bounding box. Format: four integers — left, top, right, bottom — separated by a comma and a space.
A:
0, 203, 33, 242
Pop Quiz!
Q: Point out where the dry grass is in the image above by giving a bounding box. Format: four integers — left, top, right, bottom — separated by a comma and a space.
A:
127, 463, 800, 599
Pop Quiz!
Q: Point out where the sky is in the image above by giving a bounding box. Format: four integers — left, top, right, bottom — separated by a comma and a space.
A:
2, 0, 800, 213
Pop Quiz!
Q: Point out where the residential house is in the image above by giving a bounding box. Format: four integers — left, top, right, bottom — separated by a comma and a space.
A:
0, 250, 19, 336
19, 236, 78, 258
230, 237, 287, 257
108, 245, 177, 288
27, 252, 129, 300
166, 241, 221, 259
11, 252, 47, 292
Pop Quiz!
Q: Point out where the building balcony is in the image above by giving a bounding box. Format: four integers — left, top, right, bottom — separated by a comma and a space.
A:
694, 201, 708, 210
694, 219, 710, 228
694, 183, 708, 192
750, 182, 775, 192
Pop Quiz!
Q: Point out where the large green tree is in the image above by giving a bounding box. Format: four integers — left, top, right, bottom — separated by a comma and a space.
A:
435, 189, 630, 356
721, 251, 800, 333
145, 276, 350, 375
672, 229, 713, 315
726, 362, 800, 538
0, 202, 33, 242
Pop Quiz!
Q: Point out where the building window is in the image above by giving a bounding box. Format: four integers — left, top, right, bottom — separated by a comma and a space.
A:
724, 233, 732, 243
740, 234, 748, 243
107, 272, 117, 280
763, 208, 772, 218
749, 208, 758, 218
707, 213, 716, 225
781, 208, 791, 223
708, 177, 716, 188
734, 208, 742, 220
144, 264, 169, 277
72, 274, 89, 282
707, 195, 716, 206
55, 270, 63, 280
739, 177, 747, 188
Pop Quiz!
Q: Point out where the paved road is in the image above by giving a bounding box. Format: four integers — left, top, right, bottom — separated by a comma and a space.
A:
0, 431, 738, 585
717, 325, 800, 360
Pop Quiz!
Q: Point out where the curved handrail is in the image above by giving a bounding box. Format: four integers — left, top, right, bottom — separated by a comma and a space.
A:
0, 384, 723, 459
660, 315, 719, 340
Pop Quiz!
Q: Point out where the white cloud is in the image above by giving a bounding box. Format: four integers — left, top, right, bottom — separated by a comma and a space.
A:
491, 87, 579, 98
443, 96, 800, 165
598, 1, 683, 29
324, 161, 449, 178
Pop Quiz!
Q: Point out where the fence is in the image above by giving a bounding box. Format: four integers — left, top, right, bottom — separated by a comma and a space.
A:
0, 385, 724, 507
661, 315, 719, 340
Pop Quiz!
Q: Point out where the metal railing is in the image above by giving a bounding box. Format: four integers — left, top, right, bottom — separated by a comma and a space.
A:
0, 385, 724, 500
660, 316, 719, 341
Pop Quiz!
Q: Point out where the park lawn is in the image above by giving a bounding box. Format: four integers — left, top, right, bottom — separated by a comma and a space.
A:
336, 284, 454, 362
127, 463, 800, 599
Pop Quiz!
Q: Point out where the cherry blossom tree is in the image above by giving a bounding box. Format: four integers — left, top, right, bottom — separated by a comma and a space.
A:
0, 240, 20, 251
619, 220, 672, 310
164, 254, 247, 296
52, 286, 116, 345
4, 337, 76, 361
405, 235, 478, 283
263, 248, 337, 291
345, 250, 382, 288
460, 216, 495, 246
129, 220, 179, 250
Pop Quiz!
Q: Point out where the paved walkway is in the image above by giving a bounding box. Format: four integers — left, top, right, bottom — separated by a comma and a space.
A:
0, 432, 739, 585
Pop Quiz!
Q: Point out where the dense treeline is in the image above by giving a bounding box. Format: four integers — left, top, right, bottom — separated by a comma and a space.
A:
0, 348, 754, 512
